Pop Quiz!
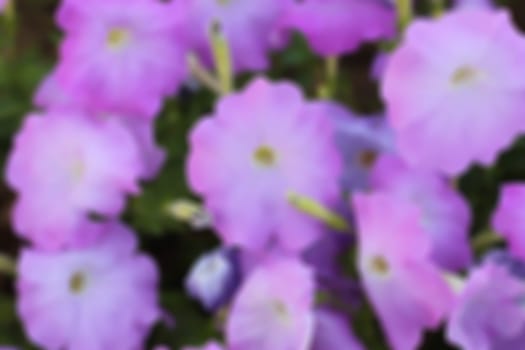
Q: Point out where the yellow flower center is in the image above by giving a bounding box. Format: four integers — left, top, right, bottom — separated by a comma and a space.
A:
254, 145, 277, 167
451, 65, 479, 86
369, 255, 390, 276
107, 27, 130, 50
70, 158, 85, 183
69, 271, 87, 294
358, 149, 378, 169
271, 299, 291, 324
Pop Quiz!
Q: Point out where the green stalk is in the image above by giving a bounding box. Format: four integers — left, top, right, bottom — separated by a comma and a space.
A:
209, 22, 233, 94
472, 230, 504, 254
431, 0, 446, 17
3, 0, 17, 59
187, 53, 225, 95
287, 191, 350, 233
395, 0, 413, 32
0, 254, 15, 276
318, 56, 339, 99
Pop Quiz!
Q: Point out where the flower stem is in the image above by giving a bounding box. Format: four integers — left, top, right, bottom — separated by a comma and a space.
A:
472, 230, 504, 254
0, 254, 15, 276
210, 22, 233, 94
2, 0, 17, 59
395, 0, 413, 32
431, 0, 446, 17
318, 56, 339, 99
287, 191, 350, 233
165, 198, 212, 230
187, 53, 226, 95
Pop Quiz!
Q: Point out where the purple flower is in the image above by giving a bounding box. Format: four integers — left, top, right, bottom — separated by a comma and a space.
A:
303, 229, 352, 276
371, 52, 390, 82
492, 183, 525, 260
17, 223, 160, 350
383, 9, 525, 175
187, 78, 341, 254
226, 257, 315, 350
177, 0, 289, 72
303, 223, 361, 309
55, 0, 187, 118
324, 102, 394, 191
283, 0, 396, 57
34, 70, 166, 180
6, 111, 141, 250
311, 308, 364, 350
454, 0, 494, 9
353, 192, 454, 350
446, 259, 525, 350
484, 250, 525, 280
371, 154, 472, 271
0, 0, 8, 14
185, 247, 240, 312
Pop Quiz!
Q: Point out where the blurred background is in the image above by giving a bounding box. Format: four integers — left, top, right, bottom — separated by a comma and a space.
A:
1, 0, 525, 348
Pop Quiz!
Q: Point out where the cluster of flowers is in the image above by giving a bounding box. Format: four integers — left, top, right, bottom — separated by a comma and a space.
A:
4, 0, 525, 349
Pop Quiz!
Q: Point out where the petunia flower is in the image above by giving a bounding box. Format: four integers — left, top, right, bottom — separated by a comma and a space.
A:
383, 9, 525, 175
34, 70, 166, 180
454, 0, 494, 9
17, 223, 160, 350
371, 154, 472, 271
492, 183, 525, 260
282, 0, 396, 57
447, 257, 525, 350
311, 308, 365, 350
6, 111, 141, 250
55, 0, 187, 118
176, 0, 289, 72
187, 78, 341, 254
0, 0, 8, 14
226, 257, 315, 350
185, 247, 241, 312
323, 102, 394, 191
353, 192, 454, 350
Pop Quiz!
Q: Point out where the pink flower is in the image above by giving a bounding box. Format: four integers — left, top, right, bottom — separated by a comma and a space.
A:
34, 70, 166, 180
0, 0, 8, 14
371, 155, 472, 271
446, 259, 525, 350
6, 111, 141, 250
454, 0, 494, 9
182, 341, 224, 350
187, 78, 341, 254
119, 114, 166, 180
311, 309, 364, 350
324, 102, 394, 191
55, 0, 187, 118
353, 192, 454, 350
177, 0, 289, 72
226, 257, 315, 350
492, 183, 525, 260
371, 52, 391, 82
185, 248, 240, 311
283, 0, 396, 57
17, 223, 160, 350
383, 9, 525, 175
